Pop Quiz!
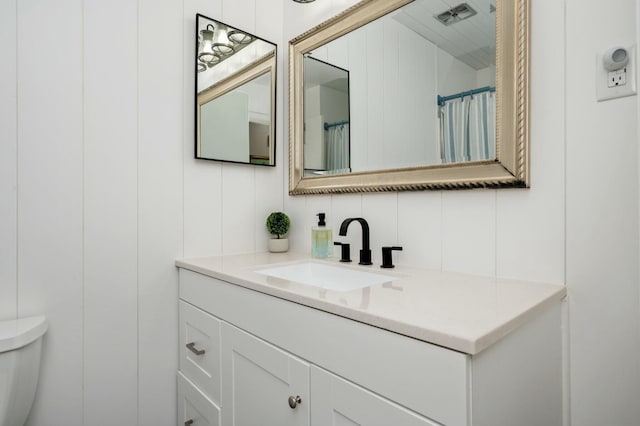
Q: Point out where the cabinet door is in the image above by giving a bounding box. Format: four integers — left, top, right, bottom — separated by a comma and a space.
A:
221, 323, 310, 426
310, 366, 439, 426
178, 372, 221, 426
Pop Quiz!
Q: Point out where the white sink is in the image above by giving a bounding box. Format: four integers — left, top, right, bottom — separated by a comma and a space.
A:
255, 261, 396, 292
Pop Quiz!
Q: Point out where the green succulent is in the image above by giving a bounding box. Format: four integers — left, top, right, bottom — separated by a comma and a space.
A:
266, 212, 290, 239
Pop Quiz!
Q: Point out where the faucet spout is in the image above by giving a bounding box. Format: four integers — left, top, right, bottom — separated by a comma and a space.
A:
338, 218, 372, 265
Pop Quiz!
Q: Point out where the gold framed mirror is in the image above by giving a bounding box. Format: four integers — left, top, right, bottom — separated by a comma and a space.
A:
289, 0, 529, 194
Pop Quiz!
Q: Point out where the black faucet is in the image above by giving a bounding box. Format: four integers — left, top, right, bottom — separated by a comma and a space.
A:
338, 218, 372, 265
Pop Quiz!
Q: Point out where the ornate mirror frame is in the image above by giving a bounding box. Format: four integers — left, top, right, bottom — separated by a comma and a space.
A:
289, 0, 529, 194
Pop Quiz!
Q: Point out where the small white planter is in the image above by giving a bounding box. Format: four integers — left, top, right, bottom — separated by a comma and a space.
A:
268, 238, 289, 253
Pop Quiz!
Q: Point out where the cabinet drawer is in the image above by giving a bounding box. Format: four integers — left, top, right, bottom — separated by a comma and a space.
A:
178, 372, 220, 426
179, 300, 221, 405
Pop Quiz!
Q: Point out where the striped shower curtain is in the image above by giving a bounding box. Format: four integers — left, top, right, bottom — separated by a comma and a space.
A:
439, 91, 496, 163
326, 124, 350, 173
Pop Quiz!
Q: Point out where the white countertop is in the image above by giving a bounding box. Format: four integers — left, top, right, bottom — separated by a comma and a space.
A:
176, 252, 566, 355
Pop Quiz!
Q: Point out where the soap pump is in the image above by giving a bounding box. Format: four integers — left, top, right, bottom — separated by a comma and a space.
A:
312, 213, 333, 258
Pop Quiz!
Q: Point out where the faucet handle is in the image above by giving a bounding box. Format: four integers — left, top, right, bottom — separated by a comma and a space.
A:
334, 242, 352, 263
380, 246, 403, 269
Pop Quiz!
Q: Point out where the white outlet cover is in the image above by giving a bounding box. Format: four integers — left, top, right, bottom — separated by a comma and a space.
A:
607, 69, 627, 88
597, 45, 637, 102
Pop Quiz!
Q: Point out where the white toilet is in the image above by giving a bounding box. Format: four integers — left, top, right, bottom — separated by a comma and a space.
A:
0, 316, 48, 426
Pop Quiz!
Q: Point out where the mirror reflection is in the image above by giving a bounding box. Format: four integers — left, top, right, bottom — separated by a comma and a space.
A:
196, 14, 277, 166
301, 0, 496, 176
303, 56, 350, 176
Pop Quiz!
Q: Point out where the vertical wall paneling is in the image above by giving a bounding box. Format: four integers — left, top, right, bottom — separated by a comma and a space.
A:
566, 0, 640, 423
183, 149, 223, 258
327, 35, 349, 69
220, 0, 258, 256
0, 0, 17, 321
441, 191, 497, 276
220, 0, 253, 31
399, 26, 433, 165
347, 25, 368, 174
83, 0, 139, 424
183, 0, 223, 258
138, 0, 184, 423
495, 0, 565, 284
221, 164, 256, 254
365, 19, 385, 171
285, 195, 308, 253
254, 0, 285, 254
17, 0, 84, 424
437, 48, 477, 96
397, 192, 442, 270
382, 19, 400, 170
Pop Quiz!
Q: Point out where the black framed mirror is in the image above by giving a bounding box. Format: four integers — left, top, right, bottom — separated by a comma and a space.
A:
196, 14, 277, 166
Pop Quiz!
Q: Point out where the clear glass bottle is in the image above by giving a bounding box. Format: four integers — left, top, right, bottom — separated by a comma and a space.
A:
312, 213, 333, 258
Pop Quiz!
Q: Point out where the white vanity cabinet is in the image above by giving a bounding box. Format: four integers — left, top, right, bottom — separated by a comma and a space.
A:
218, 320, 439, 426
177, 266, 563, 426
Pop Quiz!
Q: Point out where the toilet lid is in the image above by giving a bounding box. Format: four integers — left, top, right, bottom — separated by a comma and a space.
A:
0, 316, 48, 353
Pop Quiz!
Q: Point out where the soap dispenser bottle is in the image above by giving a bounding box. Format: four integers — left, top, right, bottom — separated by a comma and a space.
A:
312, 213, 333, 258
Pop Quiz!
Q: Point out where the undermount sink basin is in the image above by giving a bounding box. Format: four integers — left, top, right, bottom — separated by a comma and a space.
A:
255, 261, 396, 292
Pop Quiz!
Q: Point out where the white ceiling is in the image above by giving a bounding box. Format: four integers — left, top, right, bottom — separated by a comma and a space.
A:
393, 0, 496, 70
304, 57, 349, 93
305, 0, 496, 88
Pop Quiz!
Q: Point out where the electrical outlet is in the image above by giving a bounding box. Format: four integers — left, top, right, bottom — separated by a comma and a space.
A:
608, 68, 627, 87
597, 45, 637, 101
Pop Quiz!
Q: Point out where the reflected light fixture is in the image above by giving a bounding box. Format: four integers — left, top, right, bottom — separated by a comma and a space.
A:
197, 21, 258, 73
293, 0, 316, 3
228, 29, 253, 46
212, 24, 235, 56
198, 25, 218, 64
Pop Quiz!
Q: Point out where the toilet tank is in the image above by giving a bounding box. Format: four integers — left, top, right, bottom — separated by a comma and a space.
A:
0, 316, 48, 426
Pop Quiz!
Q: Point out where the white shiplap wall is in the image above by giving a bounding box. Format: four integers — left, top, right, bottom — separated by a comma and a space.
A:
84, 0, 138, 423
566, 0, 640, 424
0, 0, 17, 322
0, 0, 284, 425
17, 1, 85, 424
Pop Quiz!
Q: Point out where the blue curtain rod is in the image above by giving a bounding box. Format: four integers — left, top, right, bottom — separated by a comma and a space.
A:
437, 86, 495, 106
324, 120, 349, 130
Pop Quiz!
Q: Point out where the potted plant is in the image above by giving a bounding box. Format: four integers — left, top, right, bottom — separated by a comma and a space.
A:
266, 212, 290, 253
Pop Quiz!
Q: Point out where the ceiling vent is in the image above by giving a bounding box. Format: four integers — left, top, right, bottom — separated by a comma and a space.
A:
435, 3, 477, 26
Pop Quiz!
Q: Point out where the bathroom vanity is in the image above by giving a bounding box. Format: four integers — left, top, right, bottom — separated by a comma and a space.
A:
176, 252, 565, 426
